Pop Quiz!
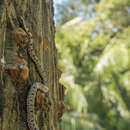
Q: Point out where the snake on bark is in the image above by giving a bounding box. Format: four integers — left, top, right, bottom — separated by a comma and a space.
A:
17, 16, 49, 130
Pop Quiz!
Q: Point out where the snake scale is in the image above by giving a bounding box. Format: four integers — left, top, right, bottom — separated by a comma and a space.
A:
17, 17, 49, 130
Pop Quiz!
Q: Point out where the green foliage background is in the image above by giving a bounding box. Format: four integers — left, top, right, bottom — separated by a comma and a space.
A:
55, 0, 130, 129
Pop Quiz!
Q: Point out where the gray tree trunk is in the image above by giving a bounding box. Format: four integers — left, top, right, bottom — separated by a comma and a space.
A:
0, 0, 61, 130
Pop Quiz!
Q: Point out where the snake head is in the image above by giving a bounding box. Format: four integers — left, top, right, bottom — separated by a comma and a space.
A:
17, 16, 26, 29
17, 16, 27, 33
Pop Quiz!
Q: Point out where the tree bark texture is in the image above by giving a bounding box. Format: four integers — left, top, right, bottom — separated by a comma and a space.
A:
0, 0, 61, 130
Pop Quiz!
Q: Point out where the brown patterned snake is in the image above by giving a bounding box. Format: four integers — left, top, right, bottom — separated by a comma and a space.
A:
17, 16, 49, 130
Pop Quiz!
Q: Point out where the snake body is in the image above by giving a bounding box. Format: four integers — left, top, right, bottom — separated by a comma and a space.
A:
27, 82, 48, 130
18, 17, 47, 83
27, 34, 48, 83
17, 17, 49, 130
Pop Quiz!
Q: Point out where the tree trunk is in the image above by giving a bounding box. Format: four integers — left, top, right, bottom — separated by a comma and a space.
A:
0, 0, 61, 130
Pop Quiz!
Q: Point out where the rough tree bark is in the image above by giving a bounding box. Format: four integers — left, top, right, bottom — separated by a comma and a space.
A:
0, 0, 61, 130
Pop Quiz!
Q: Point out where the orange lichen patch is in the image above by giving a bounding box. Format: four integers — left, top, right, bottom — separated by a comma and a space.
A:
43, 39, 49, 52
58, 69, 62, 79
39, 36, 43, 45
9, 66, 29, 85
20, 65, 29, 80
13, 27, 28, 45
57, 101, 67, 119
36, 91, 48, 109
8, 58, 29, 85
57, 83, 67, 119
39, 36, 49, 51
9, 69, 19, 86
36, 91, 42, 105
